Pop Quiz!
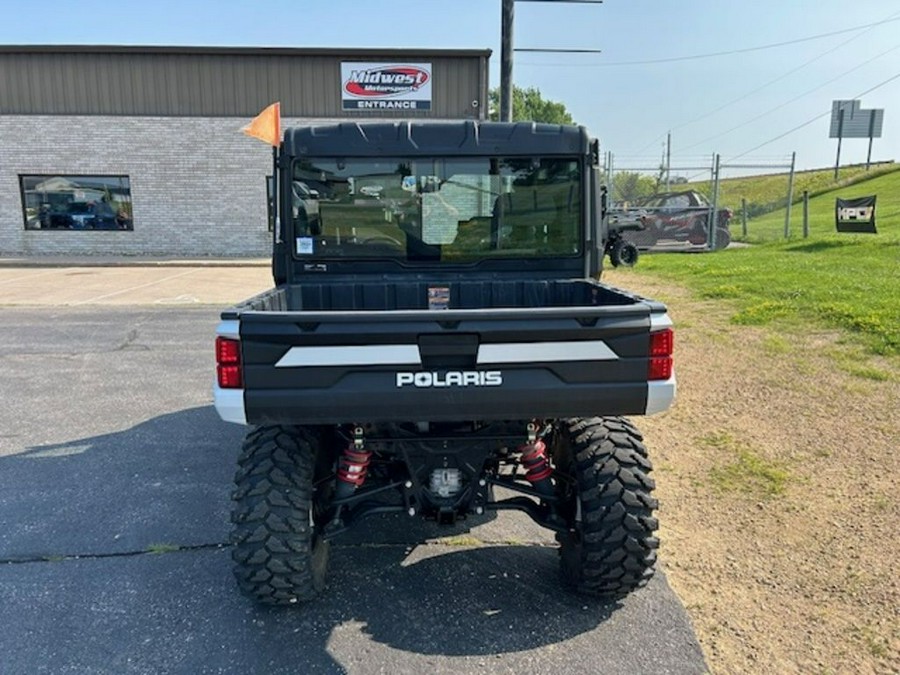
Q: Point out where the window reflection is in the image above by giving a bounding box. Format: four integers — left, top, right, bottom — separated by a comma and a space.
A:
291, 157, 581, 261
20, 175, 133, 231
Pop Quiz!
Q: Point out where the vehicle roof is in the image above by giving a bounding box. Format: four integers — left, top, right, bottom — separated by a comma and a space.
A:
647, 190, 706, 199
283, 121, 590, 158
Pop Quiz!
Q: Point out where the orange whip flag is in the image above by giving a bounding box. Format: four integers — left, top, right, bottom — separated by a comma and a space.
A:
241, 102, 281, 146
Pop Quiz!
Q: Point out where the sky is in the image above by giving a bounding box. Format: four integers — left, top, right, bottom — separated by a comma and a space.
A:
1, 0, 898, 175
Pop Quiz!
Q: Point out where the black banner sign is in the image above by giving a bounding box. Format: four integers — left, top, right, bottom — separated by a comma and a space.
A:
835, 195, 877, 234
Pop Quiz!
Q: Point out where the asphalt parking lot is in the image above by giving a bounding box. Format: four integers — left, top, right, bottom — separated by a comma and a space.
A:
0, 261, 707, 674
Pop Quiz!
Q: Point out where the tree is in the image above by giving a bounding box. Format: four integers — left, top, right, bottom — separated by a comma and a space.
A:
488, 85, 575, 124
611, 171, 657, 204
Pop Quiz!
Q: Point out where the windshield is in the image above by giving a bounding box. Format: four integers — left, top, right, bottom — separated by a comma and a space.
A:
290, 157, 581, 262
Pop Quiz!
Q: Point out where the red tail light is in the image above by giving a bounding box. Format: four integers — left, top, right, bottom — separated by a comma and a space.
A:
216, 337, 242, 388
648, 328, 673, 380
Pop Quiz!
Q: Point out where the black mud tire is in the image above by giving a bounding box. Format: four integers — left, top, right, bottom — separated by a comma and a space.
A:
609, 238, 640, 267
555, 417, 659, 599
231, 425, 330, 605
713, 227, 731, 250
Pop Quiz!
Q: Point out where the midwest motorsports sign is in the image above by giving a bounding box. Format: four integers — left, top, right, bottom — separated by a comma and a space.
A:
341, 62, 432, 111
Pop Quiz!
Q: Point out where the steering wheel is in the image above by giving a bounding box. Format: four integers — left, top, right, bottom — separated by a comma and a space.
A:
360, 235, 403, 248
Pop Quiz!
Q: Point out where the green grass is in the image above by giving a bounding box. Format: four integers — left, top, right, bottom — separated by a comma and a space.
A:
856, 624, 890, 659
733, 165, 900, 243
826, 347, 894, 381
761, 334, 792, 355
700, 433, 790, 497
688, 161, 898, 230
632, 190, 900, 356
845, 365, 893, 381
430, 534, 484, 547
872, 493, 891, 512
145, 543, 181, 554
709, 450, 790, 497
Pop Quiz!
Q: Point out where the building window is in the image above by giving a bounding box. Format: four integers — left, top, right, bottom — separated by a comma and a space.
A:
20, 175, 133, 231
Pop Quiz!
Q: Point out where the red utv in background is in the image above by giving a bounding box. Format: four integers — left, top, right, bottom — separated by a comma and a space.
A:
622, 190, 732, 250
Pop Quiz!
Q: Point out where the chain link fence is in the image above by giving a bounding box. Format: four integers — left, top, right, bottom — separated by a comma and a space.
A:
604, 152, 796, 250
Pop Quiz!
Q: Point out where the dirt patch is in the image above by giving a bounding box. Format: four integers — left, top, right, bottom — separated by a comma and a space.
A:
605, 269, 899, 675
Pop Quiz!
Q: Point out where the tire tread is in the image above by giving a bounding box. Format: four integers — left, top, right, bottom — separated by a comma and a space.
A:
559, 416, 659, 599
230, 425, 328, 605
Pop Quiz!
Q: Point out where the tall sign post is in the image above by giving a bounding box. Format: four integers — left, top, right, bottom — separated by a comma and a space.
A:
830, 100, 885, 179
785, 151, 796, 238
500, 0, 604, 122
500, 0, 515, 122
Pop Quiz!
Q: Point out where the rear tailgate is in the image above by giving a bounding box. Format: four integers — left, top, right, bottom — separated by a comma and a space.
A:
215, 302, 674, 425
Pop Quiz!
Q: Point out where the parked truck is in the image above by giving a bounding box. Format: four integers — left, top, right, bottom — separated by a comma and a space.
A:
214, 121, 675, 605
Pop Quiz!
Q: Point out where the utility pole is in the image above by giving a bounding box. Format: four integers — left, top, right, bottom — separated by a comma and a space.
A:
606, 151, 614, 193
709, 154, 721, 250
866, 112, 875, 170
784, 151, 796, 238
500, 0, 603, 123
500, 0, 515, 122
834, 108, 844, 180
665, 131, 672, 192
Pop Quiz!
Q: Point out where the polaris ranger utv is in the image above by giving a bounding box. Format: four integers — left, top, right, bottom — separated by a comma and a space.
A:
214, 121, 675, 605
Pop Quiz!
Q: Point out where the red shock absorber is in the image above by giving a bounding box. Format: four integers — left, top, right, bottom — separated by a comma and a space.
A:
520, 439, 553, 483
336, 427, 372, 497
337, 447, 372, 487
519, 423, 555, 497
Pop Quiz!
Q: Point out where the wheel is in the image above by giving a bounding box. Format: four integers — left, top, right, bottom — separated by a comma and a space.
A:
553, 417, 658, 599
712, 227, 731, 250
231, 425, 331, 605
609, 239, 639, 267
687, 218, 708, 245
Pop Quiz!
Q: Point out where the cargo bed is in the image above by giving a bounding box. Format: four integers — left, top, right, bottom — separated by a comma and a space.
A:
215, 279, 674, 426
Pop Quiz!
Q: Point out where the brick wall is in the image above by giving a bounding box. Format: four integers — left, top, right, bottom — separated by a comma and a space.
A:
0, 115, 321, 257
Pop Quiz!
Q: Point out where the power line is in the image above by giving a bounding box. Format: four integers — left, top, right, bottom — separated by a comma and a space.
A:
679, 42, 900, 153
622, 8, 900, 156
515, 48, 603, 53
676, 71, 900, 182
517, 15, 900, 67
625, 133, 668, 159
725, 71, 900, 163
667, 9, 900, 135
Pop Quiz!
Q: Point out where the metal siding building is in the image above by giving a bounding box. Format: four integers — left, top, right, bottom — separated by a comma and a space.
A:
0, 46, 490, 256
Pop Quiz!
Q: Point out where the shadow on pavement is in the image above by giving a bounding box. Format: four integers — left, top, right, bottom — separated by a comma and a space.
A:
1, 542, 634, 673
0, 405, 644, 673
308, 543, 621, 655
0, 406, 241, 558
